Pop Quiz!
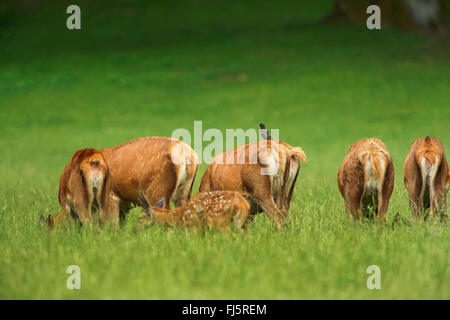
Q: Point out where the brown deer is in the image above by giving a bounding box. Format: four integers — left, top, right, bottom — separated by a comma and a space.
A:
338, 138, 395, 222
403, 137, 449, 220
41, 149, 120, 228
199, 124, 307, 227
99, 137, 198, 224
133, 191, 250, 233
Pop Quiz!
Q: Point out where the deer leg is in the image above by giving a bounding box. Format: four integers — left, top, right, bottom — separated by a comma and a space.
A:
242, 173, 285, 227
348, 201, 363, 221
346, 187, 363, 221
376, 193, 388, 223
110, 197, 120, 227
435, 190, 447, 223
429, 184, 438, 220
100, 195, 120, 227
409, 197, 421, 220
251, 194, 285, 228
376, 161, 394, 224
72, 200, 92, 226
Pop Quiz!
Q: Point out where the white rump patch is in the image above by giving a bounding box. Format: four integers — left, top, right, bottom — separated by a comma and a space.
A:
171, 146, 196, 205
260, 147, 279, 176
420, 155, 440, 198
176, 162, 187, 193
89, 171, 103, 190
420, 155, 439, 181
364, 158, 384, 196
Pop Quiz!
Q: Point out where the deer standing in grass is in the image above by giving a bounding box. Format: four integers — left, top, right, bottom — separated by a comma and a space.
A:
338, 138, 395, 222
100, 137, 198, 224
199, 124, 307, 227
41, 149, 120, 228
403, 137, 449, 220
133, 191, 250, 233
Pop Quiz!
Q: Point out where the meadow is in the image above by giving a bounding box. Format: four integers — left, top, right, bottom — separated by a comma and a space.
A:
0, 0, 449, 299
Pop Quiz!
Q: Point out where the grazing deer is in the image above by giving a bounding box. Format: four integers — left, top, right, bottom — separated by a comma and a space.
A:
338, 138, 395, 221
100, 137, 198, 224
199, 124, 307, 227
41, 149, 119, 228
133, 191, 250, 233
403, 137, 449, 220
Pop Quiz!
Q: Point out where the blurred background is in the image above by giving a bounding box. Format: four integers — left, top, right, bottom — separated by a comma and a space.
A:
0, 0, 448, 181
1, 0, 449, 176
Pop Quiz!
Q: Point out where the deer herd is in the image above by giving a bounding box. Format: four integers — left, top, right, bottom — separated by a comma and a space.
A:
40, 124, 449, 233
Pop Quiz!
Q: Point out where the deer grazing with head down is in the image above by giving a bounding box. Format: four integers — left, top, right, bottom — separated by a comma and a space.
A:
100, 136, 199, 224
338, 138, 395, 222
41, 148, 120, 228
403, 137, 449, 221
133, 190, 250, 233
199, 124, 307, 228
43, 137, 199, 228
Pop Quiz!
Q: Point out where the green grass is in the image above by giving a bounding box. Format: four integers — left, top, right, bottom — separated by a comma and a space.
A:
0, 0, 449, 299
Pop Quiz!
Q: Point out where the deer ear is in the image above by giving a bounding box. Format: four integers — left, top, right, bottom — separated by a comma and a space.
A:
46, 215, 54, 228
155, 198, 165, 209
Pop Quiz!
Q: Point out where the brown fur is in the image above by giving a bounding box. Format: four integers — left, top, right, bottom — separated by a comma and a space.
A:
100, 137, 198, 224
447, 170, 450, 194
49, 149, 119, 228
403, 137, 449, 220
338, 138, 395, 222
199, 139, 306, 228
133, 191, 250, 233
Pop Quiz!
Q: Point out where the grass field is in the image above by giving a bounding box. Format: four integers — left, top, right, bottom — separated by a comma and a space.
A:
0, 0, 449, 299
